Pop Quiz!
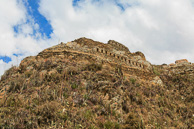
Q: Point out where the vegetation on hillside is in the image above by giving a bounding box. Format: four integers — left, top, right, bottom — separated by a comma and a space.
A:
0, 55, 193, 128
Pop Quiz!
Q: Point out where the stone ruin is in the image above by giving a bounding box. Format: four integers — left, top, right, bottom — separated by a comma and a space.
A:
38, 37, 153, 72
167, 59, 192, 68
107, 40, 129, 52
175, 59, 190, 64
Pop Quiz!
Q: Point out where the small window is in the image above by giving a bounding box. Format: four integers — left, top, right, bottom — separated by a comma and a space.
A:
97, 48, 99, 52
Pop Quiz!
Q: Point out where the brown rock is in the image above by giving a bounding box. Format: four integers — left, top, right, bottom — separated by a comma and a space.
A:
169, 63, 175, 66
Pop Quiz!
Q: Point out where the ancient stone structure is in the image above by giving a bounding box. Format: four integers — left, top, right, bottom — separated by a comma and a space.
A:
107, 40, 129, 52
38, 37, 153, 72
175, 59, 189, 64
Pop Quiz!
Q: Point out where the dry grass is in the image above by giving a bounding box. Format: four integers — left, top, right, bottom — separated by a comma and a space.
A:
0, 56, 193, 128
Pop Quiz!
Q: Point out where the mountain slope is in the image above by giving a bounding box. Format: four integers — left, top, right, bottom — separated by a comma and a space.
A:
0, 38, 193, 128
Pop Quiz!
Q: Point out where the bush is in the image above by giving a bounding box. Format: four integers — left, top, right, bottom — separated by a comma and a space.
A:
35, 101, 60, 126
8, 81, 21, 93
130, 78, 136, 84
85, 63, 102, 72
115, 65, 123, 76
84, 110, 93, 120
104, 121, 115, 129
153, 68, 160, 76
71, 83, 78, 89
123, 113, 142, 129
103, 121, 121, 129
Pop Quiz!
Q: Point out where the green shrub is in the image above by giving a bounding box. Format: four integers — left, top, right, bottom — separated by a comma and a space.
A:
85, 63, 102, 72
84, 110, 93, 120
115, 65, 123, 76
130, 78, 136, 84
63, 92, 69, 99
88, 124, 97, 129
8, 81, 21, 93
123, 113, 142, 129
71, 83, 78, 89
35, 101, 60, 125
104, 121, 115, 129
153, 68, 160, 76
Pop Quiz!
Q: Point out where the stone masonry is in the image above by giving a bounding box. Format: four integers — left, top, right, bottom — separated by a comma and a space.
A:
38, 37, 153, 72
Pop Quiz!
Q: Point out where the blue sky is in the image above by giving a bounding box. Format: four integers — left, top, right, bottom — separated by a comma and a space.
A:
1, 0, 126, 64
0, 0, 194, 76
0, 56, 11, 63
73, 0, 81, 6
14, 0, 53, 38
1, 0, 53, 63
72, 0, 130, 11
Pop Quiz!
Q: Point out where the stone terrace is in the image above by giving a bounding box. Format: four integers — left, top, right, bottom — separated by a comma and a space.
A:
38, 37, 153, 72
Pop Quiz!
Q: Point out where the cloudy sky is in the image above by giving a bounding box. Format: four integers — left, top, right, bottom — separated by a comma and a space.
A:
0, 0, 194, 76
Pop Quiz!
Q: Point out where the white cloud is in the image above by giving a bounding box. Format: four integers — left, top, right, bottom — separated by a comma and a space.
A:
0, 0, 56, 76
38, 0, 194, 65
1, 0, 194, 76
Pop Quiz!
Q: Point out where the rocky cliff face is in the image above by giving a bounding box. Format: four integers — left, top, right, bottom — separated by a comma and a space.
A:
0, 37, 193, 128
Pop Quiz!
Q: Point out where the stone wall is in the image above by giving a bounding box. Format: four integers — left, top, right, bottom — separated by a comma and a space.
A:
93, 47, 151, 71
175, 59, 189, 64
38, 39, 152, 72
107, 40, 129, 52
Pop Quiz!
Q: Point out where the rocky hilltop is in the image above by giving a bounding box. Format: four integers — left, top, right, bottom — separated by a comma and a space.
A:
0, 37, 193, 128
38, 37, 152, 71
